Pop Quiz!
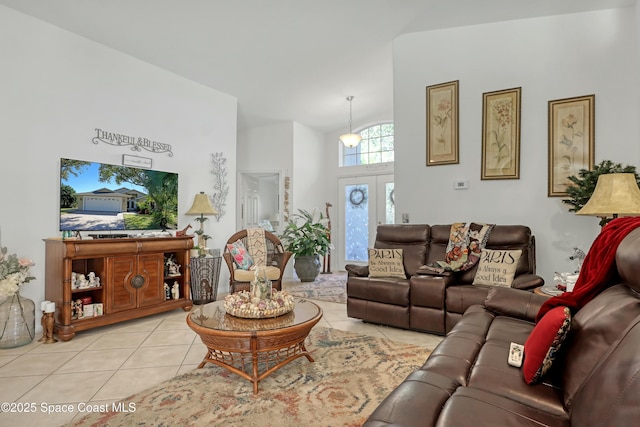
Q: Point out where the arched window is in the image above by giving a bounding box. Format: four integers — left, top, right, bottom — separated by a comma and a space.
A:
342, 123, 394, 166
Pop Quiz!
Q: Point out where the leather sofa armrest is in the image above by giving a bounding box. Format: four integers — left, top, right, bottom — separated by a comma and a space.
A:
484, 287, 549, 323
511, 273, 545, 290
345, 264, 369, 277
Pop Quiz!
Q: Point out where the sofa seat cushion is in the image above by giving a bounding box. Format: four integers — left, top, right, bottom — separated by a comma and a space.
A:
435, 387, 570, 427
346, 276, 410, 306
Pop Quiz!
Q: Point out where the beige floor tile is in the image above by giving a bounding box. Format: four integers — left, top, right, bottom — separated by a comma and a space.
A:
56, 348, 136, 373
92, 366, 180, 401
140, 329, 197, 347
105, 316, 165, 333
0, 338, 43, 355
155, 313, 192, 331
177, 364, 198, 376
21, 370, 115, 403
85, 331, 150, 350
0, 405, 78, 427
0, 351, 77, 377
0, 374, 46, 401
183, 342, 208, 366
28, 332, 101, 354
120, 344, 190, 369
0, 353, 18, 367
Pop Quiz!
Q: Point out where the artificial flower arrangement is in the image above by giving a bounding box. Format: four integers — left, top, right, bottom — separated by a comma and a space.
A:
0, 243, 35, 301
280, 208, 332, 257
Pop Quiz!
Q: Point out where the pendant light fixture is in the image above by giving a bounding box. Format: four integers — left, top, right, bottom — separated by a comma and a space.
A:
339, 96, 362, 148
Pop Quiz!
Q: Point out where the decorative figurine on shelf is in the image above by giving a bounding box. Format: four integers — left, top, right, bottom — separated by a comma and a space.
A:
176, 224, 192, 237
77, 273, 88, 289
166, 255, 181, 276
88, 272, 97, 287
73, 299, 83, 319
164, 282, 171, 301
71, 272, 78, 289
172, 282, 180, 300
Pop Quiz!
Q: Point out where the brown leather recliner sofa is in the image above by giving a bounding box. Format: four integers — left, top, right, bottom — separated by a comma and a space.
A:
364, 227, 640, 426
346, 224, 544, 334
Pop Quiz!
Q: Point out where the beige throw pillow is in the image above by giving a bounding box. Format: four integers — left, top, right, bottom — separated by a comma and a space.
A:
473, 249, 522, 287
368, 248, 406, 279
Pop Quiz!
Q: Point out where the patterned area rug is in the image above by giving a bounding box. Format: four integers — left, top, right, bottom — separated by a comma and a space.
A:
283, 271, 348, 304
70, 327, 429, 427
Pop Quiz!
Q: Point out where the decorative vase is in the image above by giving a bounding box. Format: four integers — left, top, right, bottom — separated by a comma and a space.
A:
0, 292, 36, 348
294, 255, 322, 282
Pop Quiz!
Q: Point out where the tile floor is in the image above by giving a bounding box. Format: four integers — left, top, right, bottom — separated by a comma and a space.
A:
0, 296, 442, 427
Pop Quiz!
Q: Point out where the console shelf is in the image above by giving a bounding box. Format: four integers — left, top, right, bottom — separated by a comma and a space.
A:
44, 236, 193, 341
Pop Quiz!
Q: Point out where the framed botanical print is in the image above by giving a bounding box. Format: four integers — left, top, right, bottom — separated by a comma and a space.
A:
548, 94, 595, 197
481, 87, 521, 180
426, 80, 459, 166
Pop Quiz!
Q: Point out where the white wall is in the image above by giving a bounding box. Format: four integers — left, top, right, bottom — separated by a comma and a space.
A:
0, 5, 238, 324
393, 7, 640, 281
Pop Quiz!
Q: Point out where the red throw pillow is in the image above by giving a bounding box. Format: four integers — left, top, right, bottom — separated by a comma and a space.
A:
522, 306, 571, 384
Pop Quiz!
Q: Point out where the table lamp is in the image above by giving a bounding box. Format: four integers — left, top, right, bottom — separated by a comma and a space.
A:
186, 192, 218, 253
576, 173, 640, 227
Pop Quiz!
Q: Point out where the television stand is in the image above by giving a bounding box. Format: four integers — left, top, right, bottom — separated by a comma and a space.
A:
88, 233, 130, 239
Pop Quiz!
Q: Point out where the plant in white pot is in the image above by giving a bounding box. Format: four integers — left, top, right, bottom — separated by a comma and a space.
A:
280, 209, 331, 282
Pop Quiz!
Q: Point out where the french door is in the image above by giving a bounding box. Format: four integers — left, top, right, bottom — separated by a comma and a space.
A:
337, 174, 394, 268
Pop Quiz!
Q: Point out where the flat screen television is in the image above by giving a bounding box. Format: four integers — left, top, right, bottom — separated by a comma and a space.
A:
59, 158, 179, 233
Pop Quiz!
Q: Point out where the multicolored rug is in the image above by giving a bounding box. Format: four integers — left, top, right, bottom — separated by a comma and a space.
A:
69, 327, 429, 427
283, 271, 348, 304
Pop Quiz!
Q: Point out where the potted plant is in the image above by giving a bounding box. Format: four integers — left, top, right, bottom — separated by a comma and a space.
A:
280, 209, 331, 282
563, 160, 640, 227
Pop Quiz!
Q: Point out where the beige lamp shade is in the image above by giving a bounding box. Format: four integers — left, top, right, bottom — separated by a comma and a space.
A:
339, 133, 362, 148
186, 192, 218, 216
576, 173, 640, 217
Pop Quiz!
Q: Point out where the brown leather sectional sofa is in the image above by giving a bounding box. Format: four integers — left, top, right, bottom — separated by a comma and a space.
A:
364, 227, 640, 426
346, 224, 544, 334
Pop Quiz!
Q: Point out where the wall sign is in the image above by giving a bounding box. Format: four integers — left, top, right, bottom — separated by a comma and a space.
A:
122, 154, 152, 169
92, 128, 173, 156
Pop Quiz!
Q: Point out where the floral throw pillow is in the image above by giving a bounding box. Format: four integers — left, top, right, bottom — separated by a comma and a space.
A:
522, 306, 572, 384
227, 241, 253, 270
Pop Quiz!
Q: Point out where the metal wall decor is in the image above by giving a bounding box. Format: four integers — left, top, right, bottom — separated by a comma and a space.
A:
210, 152, 229, 221
92, 128, 173, 156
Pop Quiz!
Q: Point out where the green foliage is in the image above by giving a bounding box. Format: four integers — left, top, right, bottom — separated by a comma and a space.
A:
280, 209, 331, 257
60, 184, 77, 208
563, 160, 640, 227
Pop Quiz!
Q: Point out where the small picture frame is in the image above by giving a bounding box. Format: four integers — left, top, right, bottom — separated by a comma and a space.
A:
481, 87, 521, 180
548, 94, 595, 197
426, 80, 459, 166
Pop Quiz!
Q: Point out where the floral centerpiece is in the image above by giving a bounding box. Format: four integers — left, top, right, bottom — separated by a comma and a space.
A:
0, 245, 35, 301
0, 241, 36, 348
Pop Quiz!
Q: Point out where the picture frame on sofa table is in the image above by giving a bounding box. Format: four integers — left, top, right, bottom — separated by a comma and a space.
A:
426, 80, 459, 166
481, 87, 521, 180
548, 94, 595, 197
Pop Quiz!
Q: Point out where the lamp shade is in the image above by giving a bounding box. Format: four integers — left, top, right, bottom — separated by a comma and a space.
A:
576, 173, 640, 217
186, 192, 218, 215
339, 133, 362, 148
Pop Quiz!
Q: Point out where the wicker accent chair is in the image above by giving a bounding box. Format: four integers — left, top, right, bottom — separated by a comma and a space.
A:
223, 229, 292, 293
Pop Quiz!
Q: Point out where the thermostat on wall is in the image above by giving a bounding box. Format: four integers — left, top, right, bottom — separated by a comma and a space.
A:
453, 180, 469, 190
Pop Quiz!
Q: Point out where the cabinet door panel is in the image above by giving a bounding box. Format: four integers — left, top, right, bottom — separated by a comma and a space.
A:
137, 253, 165, 307
107, 256, 137, 313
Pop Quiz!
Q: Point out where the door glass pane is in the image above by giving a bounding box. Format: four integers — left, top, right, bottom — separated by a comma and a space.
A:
345, 184, 369, 262
385, 182, 395, 224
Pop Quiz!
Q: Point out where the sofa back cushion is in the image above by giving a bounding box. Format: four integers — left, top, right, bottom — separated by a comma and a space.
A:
374, 224, 430, 277
427, 225, 535, 284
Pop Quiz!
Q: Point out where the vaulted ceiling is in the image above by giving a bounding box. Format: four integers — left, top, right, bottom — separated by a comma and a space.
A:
1, 0, 635, 132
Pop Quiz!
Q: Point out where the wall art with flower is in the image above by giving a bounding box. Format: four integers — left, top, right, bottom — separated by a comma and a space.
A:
481, 87, 521, 180
548, 94, 595, 197
426, 80, 459, 166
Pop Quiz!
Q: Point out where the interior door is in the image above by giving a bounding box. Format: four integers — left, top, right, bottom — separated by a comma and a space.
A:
337, 174, 394, 268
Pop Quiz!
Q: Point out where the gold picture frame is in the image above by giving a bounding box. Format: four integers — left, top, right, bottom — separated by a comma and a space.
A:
548, 94, 595, 197
481, 87, 521, 180
426, 80, 459, 166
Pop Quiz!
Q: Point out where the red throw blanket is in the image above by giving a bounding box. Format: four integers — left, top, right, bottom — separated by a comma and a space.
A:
536, 216, 640, 322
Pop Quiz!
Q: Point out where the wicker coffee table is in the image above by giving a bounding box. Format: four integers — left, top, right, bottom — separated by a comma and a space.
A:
186, 298, 322, 393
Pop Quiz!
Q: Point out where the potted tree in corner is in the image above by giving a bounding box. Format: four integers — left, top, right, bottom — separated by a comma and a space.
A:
280, 209, 331, 282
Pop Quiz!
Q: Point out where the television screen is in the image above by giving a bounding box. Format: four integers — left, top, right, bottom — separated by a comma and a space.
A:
59, 158, 179, 232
